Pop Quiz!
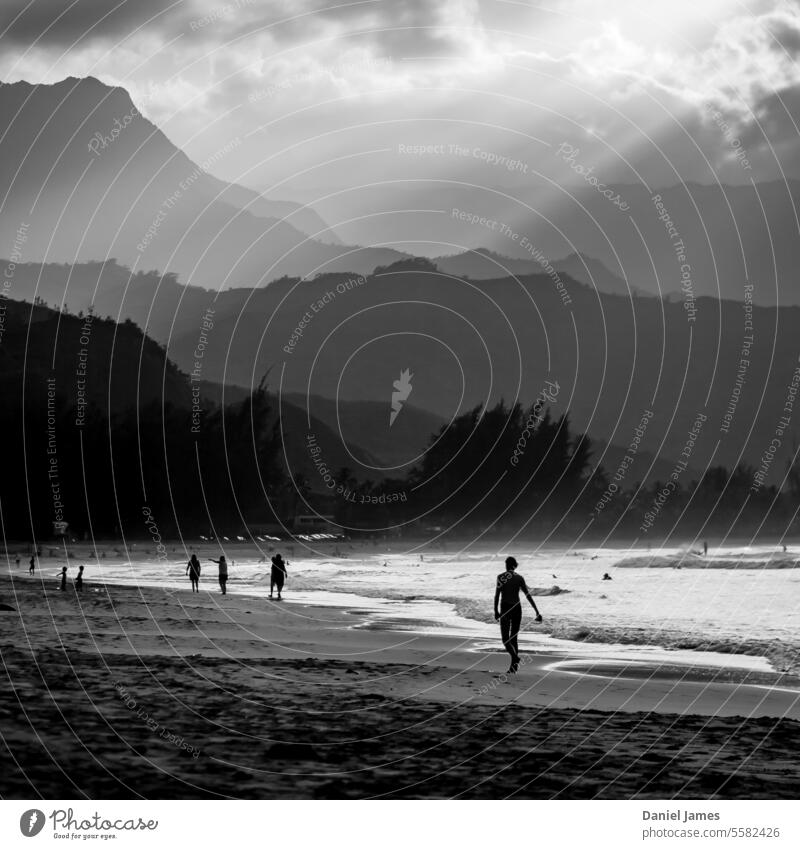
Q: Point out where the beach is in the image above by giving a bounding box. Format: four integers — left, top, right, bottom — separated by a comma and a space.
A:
1, 550, 799, 799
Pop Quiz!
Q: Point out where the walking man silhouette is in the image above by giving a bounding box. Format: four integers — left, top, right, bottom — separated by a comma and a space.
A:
75, 565, 84, 591
494, 557, 542, 673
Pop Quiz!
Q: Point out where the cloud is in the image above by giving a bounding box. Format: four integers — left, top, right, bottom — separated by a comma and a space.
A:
0, 0, 181, 47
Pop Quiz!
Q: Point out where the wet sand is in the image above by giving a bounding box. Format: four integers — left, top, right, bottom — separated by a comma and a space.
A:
1, 572, 799, 798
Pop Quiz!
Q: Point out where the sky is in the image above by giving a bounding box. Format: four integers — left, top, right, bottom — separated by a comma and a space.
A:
2, 0, 800, 203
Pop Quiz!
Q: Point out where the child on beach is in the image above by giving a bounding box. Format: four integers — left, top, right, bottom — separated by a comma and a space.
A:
270, 554, 288, 600
209, 556, 228, 595
493, 557, 542, 674
186, 555, 201, 592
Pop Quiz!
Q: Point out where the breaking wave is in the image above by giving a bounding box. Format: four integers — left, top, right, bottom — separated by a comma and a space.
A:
614, 554, 800, 570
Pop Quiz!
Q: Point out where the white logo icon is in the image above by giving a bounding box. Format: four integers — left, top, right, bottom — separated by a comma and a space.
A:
389, 369, 413, 427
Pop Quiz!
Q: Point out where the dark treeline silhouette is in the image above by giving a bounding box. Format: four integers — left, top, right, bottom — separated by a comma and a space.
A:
399, 401, 595, 531
0, 300, 283, 539
4, 298, 797, 541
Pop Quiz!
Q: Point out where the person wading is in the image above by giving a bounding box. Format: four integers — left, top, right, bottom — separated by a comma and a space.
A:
493, 556, 542, 673
270, 554, 288, 600
209, 555, 228, 595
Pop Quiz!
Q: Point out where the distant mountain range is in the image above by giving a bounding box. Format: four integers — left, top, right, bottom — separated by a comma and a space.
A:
0, 77, 407, 288
3, 75, 799, 491
4, 259, 798, 488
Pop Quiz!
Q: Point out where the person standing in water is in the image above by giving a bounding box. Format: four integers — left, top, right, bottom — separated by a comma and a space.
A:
75, 566, 84, 592
209, 555, 228, 595
29, 555, 36, 576
493, 557, 542, 673
186, 554, 201, 592
270, 554, 288, 600
59, 567, 67, 591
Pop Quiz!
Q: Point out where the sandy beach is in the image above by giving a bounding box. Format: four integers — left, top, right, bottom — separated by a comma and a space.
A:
1, 567, 799, 799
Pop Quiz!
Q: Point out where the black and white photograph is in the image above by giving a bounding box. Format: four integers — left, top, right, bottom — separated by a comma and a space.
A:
0, 0, 799, 842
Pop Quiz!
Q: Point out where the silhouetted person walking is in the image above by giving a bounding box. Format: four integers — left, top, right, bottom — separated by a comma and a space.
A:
209, 556, 228, 595
270, 554, 287, 600
75, 565, 84, 591
494, 556, 541, 673
29, 555, 35, 575
186, 554, 201, 592
703, 540, 708, 556
59, 567, 67, 591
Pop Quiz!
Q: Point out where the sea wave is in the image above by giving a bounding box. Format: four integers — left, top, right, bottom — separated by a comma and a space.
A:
614, 554, 800, 570
544, 619, 800, 676
448, 601, 799, 675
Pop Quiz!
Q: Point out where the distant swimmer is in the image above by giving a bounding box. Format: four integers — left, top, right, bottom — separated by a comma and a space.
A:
59, 567, 67, 591
186, 555, 201, 592
75, 566, 84, 592
209, 556, 228, 595
270, 554, 288, 600
602, 573, 612, 581
493, 557, 542, 674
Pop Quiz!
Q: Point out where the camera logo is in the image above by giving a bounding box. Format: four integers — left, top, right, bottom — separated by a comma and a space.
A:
389, 369, 413, 427
19, 809, 46, 837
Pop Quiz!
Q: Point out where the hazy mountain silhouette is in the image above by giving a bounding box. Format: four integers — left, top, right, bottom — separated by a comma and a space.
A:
284, 392, 447, 471
4, 255, 797, 488
434, 249, 634, 296
312, 180, 800, 305
0, 77, 408, 287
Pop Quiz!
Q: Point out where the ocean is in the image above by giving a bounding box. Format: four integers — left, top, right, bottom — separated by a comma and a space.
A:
25, 541, 798, 675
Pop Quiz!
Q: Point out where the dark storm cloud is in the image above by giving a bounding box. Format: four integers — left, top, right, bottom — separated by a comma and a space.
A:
743, 83, 800, 147
765, 17, 800, 57
0, 0, 184, 47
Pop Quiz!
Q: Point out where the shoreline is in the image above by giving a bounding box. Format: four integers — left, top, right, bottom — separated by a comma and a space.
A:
2, 573, 800, 798
5, 549, 797, 678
